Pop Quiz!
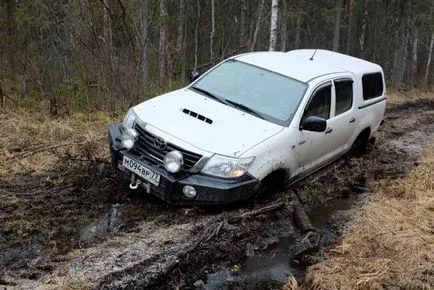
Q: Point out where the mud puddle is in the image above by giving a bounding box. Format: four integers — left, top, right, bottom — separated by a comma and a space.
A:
202, 194, 360, 290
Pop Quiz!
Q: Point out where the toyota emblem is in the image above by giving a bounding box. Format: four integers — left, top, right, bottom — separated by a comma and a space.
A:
154, 137, 167, 150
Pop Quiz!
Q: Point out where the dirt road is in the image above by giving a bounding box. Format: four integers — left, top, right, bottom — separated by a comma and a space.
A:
1, 98, 433, 289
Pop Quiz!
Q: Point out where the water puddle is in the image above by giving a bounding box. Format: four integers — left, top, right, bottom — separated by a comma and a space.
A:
204, 237, 302, 289
204, 195, 359, 289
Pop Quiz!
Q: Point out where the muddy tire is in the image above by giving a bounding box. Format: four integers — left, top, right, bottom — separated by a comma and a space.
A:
349, 131, 370, 157
257, 170, 286, 198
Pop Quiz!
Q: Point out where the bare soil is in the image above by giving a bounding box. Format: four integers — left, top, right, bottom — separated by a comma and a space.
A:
0, 98, 433, 289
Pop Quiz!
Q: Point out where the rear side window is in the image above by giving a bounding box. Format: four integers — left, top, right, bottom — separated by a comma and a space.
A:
334, 80, 353, 116
303, 85, 331, 121
362, 73, 383, 100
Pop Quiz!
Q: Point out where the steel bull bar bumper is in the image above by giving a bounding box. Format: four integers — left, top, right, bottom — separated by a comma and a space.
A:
108, 124, 260, 205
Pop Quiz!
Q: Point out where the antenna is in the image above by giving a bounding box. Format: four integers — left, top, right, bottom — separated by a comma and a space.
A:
309, 49, 318, 61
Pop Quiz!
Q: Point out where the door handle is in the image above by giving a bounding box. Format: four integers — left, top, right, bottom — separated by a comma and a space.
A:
349, 117, 356, 123
325, 128, 333, 134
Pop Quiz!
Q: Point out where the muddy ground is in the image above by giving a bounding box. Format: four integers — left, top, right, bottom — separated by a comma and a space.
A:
1, 99, 433, 289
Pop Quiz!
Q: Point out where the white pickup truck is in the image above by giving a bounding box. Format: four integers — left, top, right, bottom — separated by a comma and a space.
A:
108, 49, 386, 205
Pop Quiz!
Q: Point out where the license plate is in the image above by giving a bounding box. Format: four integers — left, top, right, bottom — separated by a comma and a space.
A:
122, 156, 161, 186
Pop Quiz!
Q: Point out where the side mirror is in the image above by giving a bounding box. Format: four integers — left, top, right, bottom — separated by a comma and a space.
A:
300, 116, 327, 132
189, 70, 201, 83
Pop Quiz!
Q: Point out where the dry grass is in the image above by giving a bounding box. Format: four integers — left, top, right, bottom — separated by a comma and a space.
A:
387, 90, 434, 104
303, 145, 434, 289
0, 108, 119, 178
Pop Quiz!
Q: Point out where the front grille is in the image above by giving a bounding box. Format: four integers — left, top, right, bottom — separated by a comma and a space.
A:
133, 124, 203, 170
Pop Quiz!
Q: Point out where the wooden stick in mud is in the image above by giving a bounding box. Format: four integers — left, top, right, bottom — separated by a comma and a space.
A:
19, 142, 78, 159
290, 192, 315, 233
230, 200, 284, 222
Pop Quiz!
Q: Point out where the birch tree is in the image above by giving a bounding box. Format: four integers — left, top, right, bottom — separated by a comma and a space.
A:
251, 0, 266, 51
424, 31, 434, 86
359, 0, 368, 57
269, 0, 279, 51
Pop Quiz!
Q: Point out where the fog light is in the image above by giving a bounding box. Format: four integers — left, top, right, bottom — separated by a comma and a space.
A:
182, 185, 197, 198
121, 128, 138, 149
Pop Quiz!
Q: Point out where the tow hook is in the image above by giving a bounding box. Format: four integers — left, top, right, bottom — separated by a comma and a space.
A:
129, 173, 142, 190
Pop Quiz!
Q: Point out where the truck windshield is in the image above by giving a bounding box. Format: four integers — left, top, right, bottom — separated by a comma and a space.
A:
190, 60, 307, 126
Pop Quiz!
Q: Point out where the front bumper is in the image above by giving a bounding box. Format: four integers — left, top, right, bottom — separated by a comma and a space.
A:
108, 124, 260, 205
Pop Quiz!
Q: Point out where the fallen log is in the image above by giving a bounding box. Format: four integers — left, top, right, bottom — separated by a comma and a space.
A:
229, 200, 284, 223
290, 192, 315, 233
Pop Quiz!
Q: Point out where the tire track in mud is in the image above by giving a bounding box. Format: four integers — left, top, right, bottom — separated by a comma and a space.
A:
1, 99, 433, 289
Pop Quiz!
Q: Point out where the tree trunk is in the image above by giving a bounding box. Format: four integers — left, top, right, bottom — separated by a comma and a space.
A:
140, 0, 149, 95
240, 0, 247, 49
424, 31, 434, 86
294, 3, 302, 49
269, 0, 279, 51
194, 0, 200, 70
102, 0, 112, 49
391, 20, 409, 91
158, 0, 168, 87
280, 0, 287, 51
210, 0, 215, 62
175, 0, 185, 54
181, 22, 187, 84
250, 0, 266, 51
359, 0, 368, 57
410, 29, 418, 89
345, 0, 353, 54
332, 0, 343, 51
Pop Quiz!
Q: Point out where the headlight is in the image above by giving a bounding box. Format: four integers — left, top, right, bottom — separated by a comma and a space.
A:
164, 151, 184, 173
123, 108, 137, 129
121, 128, 138, 149
201, 155, 255, 178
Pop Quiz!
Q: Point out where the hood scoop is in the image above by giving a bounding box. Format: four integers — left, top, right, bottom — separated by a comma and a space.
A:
182, 108, 213, 124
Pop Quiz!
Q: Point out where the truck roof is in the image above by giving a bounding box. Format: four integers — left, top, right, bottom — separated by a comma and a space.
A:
235, 49, 383, 83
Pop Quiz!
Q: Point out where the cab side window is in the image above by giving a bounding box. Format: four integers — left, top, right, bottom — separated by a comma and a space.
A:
335, 80, 353, 116
303, 85, 331, 121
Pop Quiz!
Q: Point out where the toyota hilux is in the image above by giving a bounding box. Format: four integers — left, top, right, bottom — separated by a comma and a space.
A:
108, 49, 386, 205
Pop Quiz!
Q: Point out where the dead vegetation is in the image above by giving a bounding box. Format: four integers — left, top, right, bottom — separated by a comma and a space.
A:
303, 144, 434, 289
0, 108, 117, 177
387, 90, 434, 105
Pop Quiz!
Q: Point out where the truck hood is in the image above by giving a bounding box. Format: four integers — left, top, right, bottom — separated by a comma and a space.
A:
133, 88, 283, 157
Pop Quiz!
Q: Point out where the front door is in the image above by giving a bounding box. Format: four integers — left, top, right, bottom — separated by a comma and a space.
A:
293, 82, 332, 175
293, 78, 356, 177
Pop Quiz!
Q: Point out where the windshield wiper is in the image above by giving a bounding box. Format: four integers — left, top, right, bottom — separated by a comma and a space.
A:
191, 86, 265, 120
224, 99, 266, 120
190, 86, 229, 105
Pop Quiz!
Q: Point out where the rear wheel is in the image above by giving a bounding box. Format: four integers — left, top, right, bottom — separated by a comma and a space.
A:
349, 129, 370, 157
